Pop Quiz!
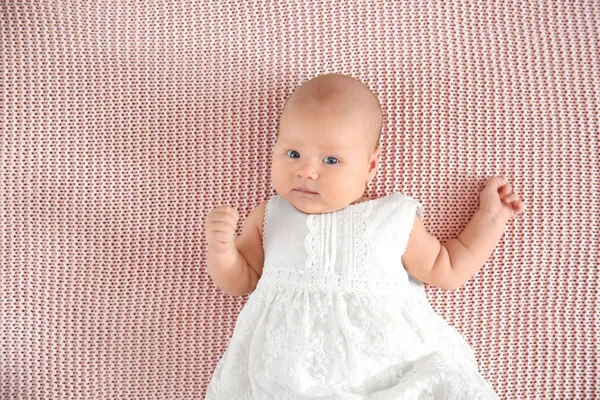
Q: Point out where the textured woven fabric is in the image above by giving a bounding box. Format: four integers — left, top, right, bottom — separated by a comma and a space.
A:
2, 1, 598, 399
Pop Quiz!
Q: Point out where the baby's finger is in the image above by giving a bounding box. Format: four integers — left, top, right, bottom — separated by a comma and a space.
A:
502, 193, 520, 204
498, 183, 513, 198
209, 209, 239, 227
209, 205, 238, 215
513, 200, 525, 215
211, 206, 239, 218
221, 206, 240, 220
484, 176, 508, 191
208, 220, 236, 235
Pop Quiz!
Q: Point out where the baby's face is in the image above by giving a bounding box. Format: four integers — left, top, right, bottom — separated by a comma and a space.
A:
271, 105, 380, 214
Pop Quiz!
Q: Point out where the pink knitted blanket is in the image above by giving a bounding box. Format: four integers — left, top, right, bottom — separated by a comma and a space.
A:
2, 1, 598, 398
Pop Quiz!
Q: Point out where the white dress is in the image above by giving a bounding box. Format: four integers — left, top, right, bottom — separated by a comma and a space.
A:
206, 194, 499, 399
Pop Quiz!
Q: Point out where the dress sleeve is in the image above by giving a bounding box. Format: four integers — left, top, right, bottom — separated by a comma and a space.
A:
395, 193, 424, 220
415, 200, 424, 219
386, 194, 425, 254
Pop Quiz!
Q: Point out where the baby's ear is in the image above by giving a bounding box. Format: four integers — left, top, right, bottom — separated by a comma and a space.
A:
367, 146, 382, 180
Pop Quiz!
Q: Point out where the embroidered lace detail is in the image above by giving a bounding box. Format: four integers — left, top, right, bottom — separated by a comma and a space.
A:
304, 213, 320, 273
353, 200, 373, 277
262, 196, 272, 244
304, 200, 375, 276
258, 265, 418, 295
259, 264, 420, 297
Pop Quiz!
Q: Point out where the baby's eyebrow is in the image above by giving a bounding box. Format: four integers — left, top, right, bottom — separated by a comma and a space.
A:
320, 145, 352, 153
324, 145, 348, 150
277, 139, 349, 152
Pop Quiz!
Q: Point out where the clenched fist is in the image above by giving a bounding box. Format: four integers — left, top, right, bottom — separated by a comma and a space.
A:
479, 176, 525, 222
204, 206, 240, 254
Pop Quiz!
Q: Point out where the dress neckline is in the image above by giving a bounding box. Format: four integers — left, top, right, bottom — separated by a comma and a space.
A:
279, 193, 399, 216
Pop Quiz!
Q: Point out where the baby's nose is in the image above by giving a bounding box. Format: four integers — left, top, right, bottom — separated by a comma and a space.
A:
295, 160, 319, 179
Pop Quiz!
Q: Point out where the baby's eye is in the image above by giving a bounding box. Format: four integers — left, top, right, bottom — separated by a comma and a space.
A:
286, 150, 300, 159
323, 156, 339, 165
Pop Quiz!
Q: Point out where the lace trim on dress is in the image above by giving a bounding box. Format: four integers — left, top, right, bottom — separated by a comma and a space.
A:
304, 212, 320, 273
304, 200, 375, 276
353, 200, 373, 277
259, 265, 421, 297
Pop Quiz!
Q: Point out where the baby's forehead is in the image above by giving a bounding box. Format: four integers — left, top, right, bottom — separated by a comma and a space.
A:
277, 126, 374, 153
283, 96, 377, 129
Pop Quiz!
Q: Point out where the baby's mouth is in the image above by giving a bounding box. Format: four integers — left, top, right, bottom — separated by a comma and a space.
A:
294, 187, 318, 195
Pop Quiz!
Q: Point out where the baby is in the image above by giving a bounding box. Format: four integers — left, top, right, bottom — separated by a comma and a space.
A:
205, 73, 524, 399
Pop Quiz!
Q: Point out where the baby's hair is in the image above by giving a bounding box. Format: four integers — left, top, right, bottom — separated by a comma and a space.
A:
279, 73, 383, 150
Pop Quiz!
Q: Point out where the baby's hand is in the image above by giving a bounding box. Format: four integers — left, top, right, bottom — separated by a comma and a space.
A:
204, 206, 240, 254
479, 176, 525, 222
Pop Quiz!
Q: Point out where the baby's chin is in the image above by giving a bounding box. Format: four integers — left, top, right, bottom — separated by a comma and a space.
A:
277, 191, 342, 215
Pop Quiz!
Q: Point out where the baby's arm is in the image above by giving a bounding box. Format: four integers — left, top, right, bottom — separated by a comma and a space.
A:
402, 176, 524, 290
204, 201, 267, 296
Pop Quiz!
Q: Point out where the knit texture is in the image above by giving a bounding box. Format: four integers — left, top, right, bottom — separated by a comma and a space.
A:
2, 1, 598, 399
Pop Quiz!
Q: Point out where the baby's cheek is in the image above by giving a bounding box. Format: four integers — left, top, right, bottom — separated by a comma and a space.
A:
345, 168, 367, 188
270, 167, 286, 192
331, 171, 362, 195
